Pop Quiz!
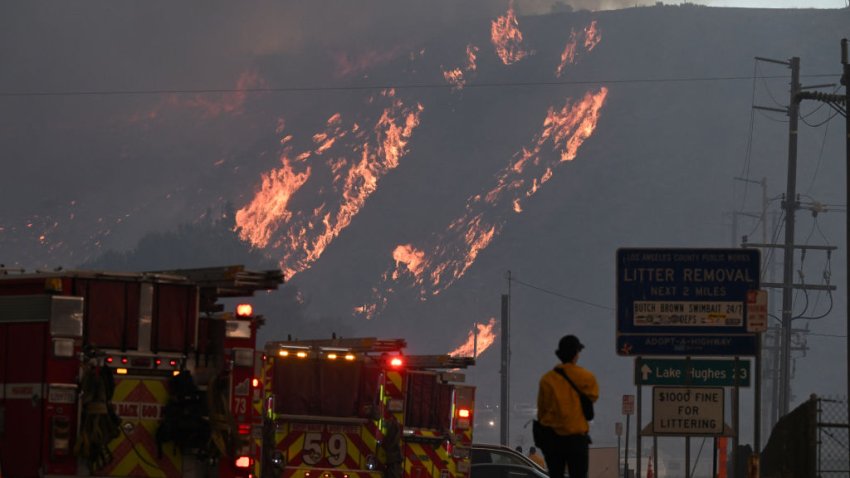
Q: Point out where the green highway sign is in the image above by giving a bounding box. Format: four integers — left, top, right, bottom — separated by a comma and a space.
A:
635, 358, 751, 387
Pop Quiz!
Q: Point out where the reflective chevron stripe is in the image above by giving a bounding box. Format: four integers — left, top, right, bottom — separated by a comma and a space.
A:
276, 422, 378, 473
99, 377, 182, 477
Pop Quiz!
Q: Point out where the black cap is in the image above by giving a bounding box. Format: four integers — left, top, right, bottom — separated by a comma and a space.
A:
555, 335, 584, 361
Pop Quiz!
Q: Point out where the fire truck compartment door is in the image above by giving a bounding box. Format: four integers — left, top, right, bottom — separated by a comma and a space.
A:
1, 322, 47, 476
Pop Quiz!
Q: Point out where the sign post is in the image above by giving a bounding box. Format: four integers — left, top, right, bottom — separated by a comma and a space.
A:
615, 422, 623, 478
622, 395, 634, 478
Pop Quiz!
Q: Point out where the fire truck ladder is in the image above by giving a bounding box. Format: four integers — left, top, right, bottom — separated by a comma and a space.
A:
149, 265, 284, 313
266, 337, 408, 354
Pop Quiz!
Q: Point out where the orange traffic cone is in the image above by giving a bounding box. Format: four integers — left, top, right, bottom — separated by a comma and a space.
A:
646, 459, 654, 478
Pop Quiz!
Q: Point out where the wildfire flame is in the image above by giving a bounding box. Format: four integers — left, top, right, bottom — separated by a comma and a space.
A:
556, 30, 578, 78
442, 68, 466, 90
236, 90, 424, 279
584, 20, 601, 51
556, 20, 601, 78
449, 318, 498, 357
466, 44, 479, 72
490, 4, 530, 65
359, 87, 609, 318
442, 44, 480, 91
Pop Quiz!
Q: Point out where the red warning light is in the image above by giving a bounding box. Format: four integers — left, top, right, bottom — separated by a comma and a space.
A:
252, 378, 261, 388
458, 408, 471, 418
389, 357, 404, 368
236, 303, 253, 317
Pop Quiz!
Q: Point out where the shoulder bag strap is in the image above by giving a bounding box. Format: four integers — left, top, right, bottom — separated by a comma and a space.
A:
554, 367, 588, 399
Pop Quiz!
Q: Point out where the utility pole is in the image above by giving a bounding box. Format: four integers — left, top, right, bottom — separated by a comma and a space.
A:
751, 55, 801, 416
733, 176, 767, 455
843, 40, 849, 457
841, 41, 849, 466
779, 56, 801, 417
751, 55, 841, 419
500, 272, 512, 446
794, 40, 848, 441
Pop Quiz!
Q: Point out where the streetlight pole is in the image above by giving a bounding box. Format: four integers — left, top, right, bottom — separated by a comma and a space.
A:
841, 39, 849, 473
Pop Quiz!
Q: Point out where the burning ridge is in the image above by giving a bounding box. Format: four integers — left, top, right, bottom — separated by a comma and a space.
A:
235, 89, 423, 280
358, 87, 609, 320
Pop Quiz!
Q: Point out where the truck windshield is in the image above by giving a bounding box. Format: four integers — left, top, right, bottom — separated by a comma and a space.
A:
272, 358, 380, 418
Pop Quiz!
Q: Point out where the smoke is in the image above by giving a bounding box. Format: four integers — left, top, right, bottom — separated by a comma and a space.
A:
517, 0, 663, 13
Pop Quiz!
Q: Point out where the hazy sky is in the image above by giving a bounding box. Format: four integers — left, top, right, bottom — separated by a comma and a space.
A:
705, 0, 847, 6
517, 0, 850, 10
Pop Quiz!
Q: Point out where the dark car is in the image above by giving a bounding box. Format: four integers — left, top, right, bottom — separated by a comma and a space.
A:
471, 463, 550, 478
471, 443, 547, 473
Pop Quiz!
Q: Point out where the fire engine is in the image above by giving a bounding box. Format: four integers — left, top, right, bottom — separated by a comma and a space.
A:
0, 265, 283, 478
258, 337, 476, 478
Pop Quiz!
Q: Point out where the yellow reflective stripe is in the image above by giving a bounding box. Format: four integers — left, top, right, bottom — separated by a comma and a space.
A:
105, 419, 182, 477
104, 378, 181, 477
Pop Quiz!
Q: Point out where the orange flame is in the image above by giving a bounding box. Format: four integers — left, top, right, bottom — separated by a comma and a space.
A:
449, 318, 498, 357
442, 44, 480, 91
584, 20, 601, 51
236, 90, 423, 279
234, 156, 311, 248
556, 30, 578, 78
490, 4, 529, 65
359, 88, 609, 318
443, 68, 466, 90
555, 21, 601, 78
466, 44, 479, 72
391, 244, 428, 281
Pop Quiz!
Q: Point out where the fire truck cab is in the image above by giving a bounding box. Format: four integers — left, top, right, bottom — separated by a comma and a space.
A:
259, 338, 475, 478
0, 265, 283, 478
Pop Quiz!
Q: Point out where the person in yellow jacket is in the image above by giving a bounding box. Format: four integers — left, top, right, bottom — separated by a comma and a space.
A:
536, 335, 599, 478
528, 446, 547, 469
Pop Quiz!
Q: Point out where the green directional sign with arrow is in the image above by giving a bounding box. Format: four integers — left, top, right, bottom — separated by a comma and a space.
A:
634, 358, 751, 387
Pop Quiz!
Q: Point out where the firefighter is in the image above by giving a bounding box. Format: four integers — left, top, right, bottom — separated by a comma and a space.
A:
528, 447, 546, 469
536, 335, 599, 478
75, 358, 121, 472
156, 370, 211, 459
381, 416, 403, 478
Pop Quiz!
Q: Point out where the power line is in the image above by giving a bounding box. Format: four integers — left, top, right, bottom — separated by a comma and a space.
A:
807, 332, 847, 339
800, 108, 840, 128
509, 277, 614, 311
757, 62, 788, 109
736, 59, 759, 211
0, 73, 840, 98
803, 113, 835, 195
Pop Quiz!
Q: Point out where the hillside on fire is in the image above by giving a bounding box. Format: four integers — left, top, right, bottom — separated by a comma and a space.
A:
2, 2, 848, 448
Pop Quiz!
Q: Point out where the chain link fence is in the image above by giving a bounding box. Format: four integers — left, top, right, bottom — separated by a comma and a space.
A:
761, 395, 849, 478
816, 396, 849, 478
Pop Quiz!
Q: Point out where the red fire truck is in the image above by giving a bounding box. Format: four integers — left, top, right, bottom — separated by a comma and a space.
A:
258, 338, 476, 478
0, 265, 283, 478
